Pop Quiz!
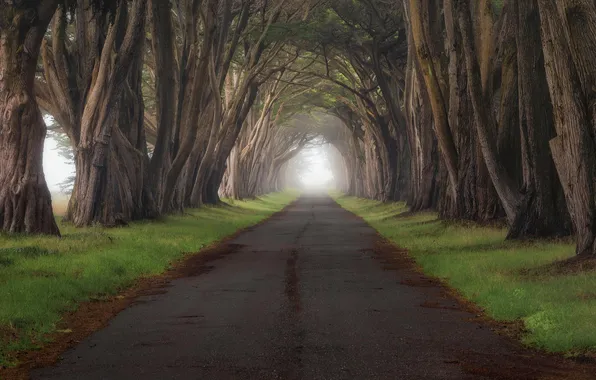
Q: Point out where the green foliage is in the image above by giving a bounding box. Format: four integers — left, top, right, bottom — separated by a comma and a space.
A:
334, 194, 596, 355
260, 10, 349, 46
0, 191, 298, 367
278, 87, 341, 118
242, 1, 406, 126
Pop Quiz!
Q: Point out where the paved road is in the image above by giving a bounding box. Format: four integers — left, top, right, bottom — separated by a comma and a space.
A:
31, 195, 590, 379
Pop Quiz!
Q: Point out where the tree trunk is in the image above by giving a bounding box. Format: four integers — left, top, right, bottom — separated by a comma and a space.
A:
455, 0, 522, 224
444, 0, 491, 221
37, 0, 156, 227
409, 0, 460, 201
0, 2, 60, 235
538, 0, 596, 255
405, 20, 440, 211
507, 0, 571, 238
65, 0, 156, 227
149, 0, 177, 206
68, 69, 156, 226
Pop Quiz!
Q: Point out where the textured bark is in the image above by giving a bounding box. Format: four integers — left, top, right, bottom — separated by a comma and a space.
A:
68, 43, 155, 226
411, 0, 501, 222
159, 35, 213, 213
408, 0, 499, 221
371, 42, 411, 202
148, 0, 177, 206
455, 0, 522, 224
409, 0, 459, 200
38, 0, 156, 227
347, 94, 395, 201
495, 2, 521, 186
0, 2, 60, 235
538, 0, 596, 254
444, 0, 480, 220
196, 82, 259, 203
219, 89, 281, 200
507, 0, 571, 238
162, 0, 275, 212
404, 37, 440, 211
158, 0, 220, 213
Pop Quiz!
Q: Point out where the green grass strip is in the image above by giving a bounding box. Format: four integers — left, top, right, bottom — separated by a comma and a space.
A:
333, 194, 596, 356
0, 191, 298, 366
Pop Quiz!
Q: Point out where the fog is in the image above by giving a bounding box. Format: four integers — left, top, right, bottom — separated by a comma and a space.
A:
43, 135, 75, 193
294, 143, 334, 190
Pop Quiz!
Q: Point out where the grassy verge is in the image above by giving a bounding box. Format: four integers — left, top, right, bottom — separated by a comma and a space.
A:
333, 194, 596, 355
0, 191, 297, 367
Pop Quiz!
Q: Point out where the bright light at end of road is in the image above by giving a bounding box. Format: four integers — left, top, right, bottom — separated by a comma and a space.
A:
297, 146, 334, 189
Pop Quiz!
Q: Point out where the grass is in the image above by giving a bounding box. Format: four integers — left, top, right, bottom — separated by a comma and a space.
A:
0, 191, 297, 367
333, 194, 596, 355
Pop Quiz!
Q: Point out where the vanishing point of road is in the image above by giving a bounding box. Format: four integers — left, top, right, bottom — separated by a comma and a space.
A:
31, 195, 595, 380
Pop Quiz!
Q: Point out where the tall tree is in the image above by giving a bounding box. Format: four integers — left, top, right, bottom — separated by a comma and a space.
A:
508, 0, 570, 238
454, 0, 522, 224
0, 1, 60, 235
37, 0, 155, 227
538, 0, 596, 255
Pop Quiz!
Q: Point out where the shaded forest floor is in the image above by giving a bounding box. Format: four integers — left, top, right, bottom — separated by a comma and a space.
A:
0, 191, 298, 368
334, 194, 596, 356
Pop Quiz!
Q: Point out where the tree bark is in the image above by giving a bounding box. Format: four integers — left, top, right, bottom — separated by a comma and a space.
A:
538, 0, 596, 255
149, 0, 177, 206
0, 2, 60, 235
455, 0, 522, 224
408, 0, 459, 201
507, 0, 571, 238
404, 40, 440, 211
37, 0, 156, 227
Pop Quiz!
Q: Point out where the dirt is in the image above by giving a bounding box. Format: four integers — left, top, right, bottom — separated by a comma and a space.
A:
522, 254, 596, 278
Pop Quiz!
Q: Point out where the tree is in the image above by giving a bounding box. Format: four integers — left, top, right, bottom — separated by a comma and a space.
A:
538, 0, 596, 255
37, 0, 156, 227
508, 0, 570, 238
0, 1, 60, 235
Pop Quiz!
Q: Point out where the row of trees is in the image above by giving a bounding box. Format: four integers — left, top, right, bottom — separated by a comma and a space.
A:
1, 0, 596, 258
1, 0, 315, 234
297, 0, 595, 257
404, 0, 596, 255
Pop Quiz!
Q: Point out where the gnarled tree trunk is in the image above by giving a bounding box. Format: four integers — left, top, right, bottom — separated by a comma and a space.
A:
409, 0, 459, 202
507, 0, 570, 238
0, 2, 60, 235
38, 0, 156, 227
538, 0, 596, 255
404, 39, 440, 211
455, 0, 522, 224
68, 44, 156, 226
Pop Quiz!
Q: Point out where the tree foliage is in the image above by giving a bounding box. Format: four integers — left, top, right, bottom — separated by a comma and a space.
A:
2, 0, 596, 258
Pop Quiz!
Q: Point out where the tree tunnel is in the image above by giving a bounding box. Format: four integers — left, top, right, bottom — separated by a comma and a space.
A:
5, 0, 596, 256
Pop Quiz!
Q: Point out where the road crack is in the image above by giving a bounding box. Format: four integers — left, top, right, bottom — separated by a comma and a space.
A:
283, 247, 304, 379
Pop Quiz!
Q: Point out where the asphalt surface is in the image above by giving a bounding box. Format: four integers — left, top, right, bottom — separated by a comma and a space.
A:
31, 195, 589, 379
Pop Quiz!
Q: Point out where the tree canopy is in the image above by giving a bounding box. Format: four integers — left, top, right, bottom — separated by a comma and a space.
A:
1, 0, 596, 257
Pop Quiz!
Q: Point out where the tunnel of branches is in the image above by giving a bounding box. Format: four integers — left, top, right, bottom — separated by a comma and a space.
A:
2, 0, 596, 258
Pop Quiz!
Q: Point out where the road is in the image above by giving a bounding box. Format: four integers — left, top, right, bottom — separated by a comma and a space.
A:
31, 195, 592, 379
